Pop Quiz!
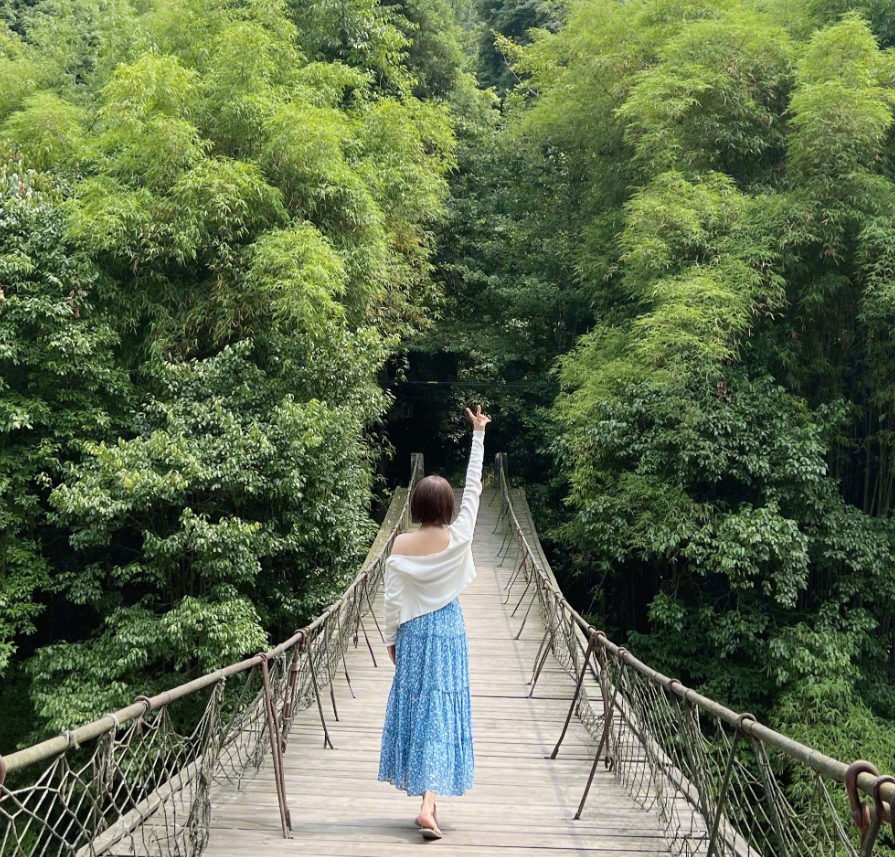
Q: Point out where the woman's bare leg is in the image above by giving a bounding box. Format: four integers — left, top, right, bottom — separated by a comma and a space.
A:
417, 791, 439, 831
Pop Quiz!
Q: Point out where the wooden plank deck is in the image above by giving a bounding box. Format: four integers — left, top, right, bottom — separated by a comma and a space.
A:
203, 488, 671, 856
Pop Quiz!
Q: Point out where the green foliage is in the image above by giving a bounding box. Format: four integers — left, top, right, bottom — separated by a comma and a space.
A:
554, 372, 895, 712
805, 0, 895, 48
617, 9, 792, 179
464, 0, 895, 794
0, 167, 130, 678
38, 343, 382, 729
410, 110, 589, 476
0, 0, 453, 736
288, 0, 411, 87
0, 30, 39, 121
5, 0, 895, 821
1, 93, 84, 170
474, 0, 563, 93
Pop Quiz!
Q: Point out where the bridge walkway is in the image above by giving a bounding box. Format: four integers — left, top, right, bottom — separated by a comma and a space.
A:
202, 488, 671, 857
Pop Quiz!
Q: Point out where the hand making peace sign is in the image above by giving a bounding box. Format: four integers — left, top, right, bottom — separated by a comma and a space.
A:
465, 405, 492, 432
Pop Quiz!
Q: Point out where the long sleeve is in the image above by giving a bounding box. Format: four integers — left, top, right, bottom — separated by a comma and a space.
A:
451, 429, 485, 541
382, 558, 401, 646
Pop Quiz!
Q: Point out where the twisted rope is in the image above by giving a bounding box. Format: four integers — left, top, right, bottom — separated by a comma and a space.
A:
494, 453, 895, 857
0, 455, 424, 857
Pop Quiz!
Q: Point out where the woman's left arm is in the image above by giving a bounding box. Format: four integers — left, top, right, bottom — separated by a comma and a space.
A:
382, 558, 401, 659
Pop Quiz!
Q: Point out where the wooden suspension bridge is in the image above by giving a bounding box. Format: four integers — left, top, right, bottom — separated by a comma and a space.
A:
2, 454, 894, 857
203, 484, 669, 857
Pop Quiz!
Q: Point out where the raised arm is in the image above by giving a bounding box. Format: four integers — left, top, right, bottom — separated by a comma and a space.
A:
451, 430, 485, 540
451, 406, 491, 540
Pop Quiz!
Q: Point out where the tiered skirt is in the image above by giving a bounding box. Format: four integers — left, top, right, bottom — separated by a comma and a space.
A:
378, 598, 475, 796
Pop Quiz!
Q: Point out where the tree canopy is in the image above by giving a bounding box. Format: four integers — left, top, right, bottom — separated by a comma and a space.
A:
471, 0, 895, 781
0, 0, 453, 736
2, 0, 895, 816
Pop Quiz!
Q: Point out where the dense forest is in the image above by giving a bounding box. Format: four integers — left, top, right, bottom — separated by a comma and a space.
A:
2, 0, 895, 797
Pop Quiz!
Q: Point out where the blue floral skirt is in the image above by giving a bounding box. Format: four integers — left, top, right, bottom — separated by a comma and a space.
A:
378, 598, 475, 796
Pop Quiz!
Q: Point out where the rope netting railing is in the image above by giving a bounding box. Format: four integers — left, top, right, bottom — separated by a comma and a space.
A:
0, 453, 423, 857
494, 453, 895, 857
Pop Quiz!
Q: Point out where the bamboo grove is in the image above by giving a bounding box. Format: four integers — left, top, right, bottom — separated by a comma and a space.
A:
2, 0, 895, 835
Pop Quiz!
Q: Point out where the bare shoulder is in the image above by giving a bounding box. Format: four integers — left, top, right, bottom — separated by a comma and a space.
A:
391, 532, 413, 556
390, 527, 451, 557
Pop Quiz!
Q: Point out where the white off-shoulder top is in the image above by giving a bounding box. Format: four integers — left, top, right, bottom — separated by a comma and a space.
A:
381, 430, 485, 646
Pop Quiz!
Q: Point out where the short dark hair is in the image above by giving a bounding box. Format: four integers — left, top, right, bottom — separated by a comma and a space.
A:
411, 475, 454, 526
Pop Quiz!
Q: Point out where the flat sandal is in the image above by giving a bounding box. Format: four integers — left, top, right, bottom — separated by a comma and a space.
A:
420, 825, 443, 840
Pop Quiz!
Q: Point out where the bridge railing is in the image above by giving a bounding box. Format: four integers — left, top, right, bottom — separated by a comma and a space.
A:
0, 453, 423, 857
494, 452, 895, 857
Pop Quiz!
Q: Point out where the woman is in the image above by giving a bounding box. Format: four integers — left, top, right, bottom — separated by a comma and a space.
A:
378, 405, 491, 839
